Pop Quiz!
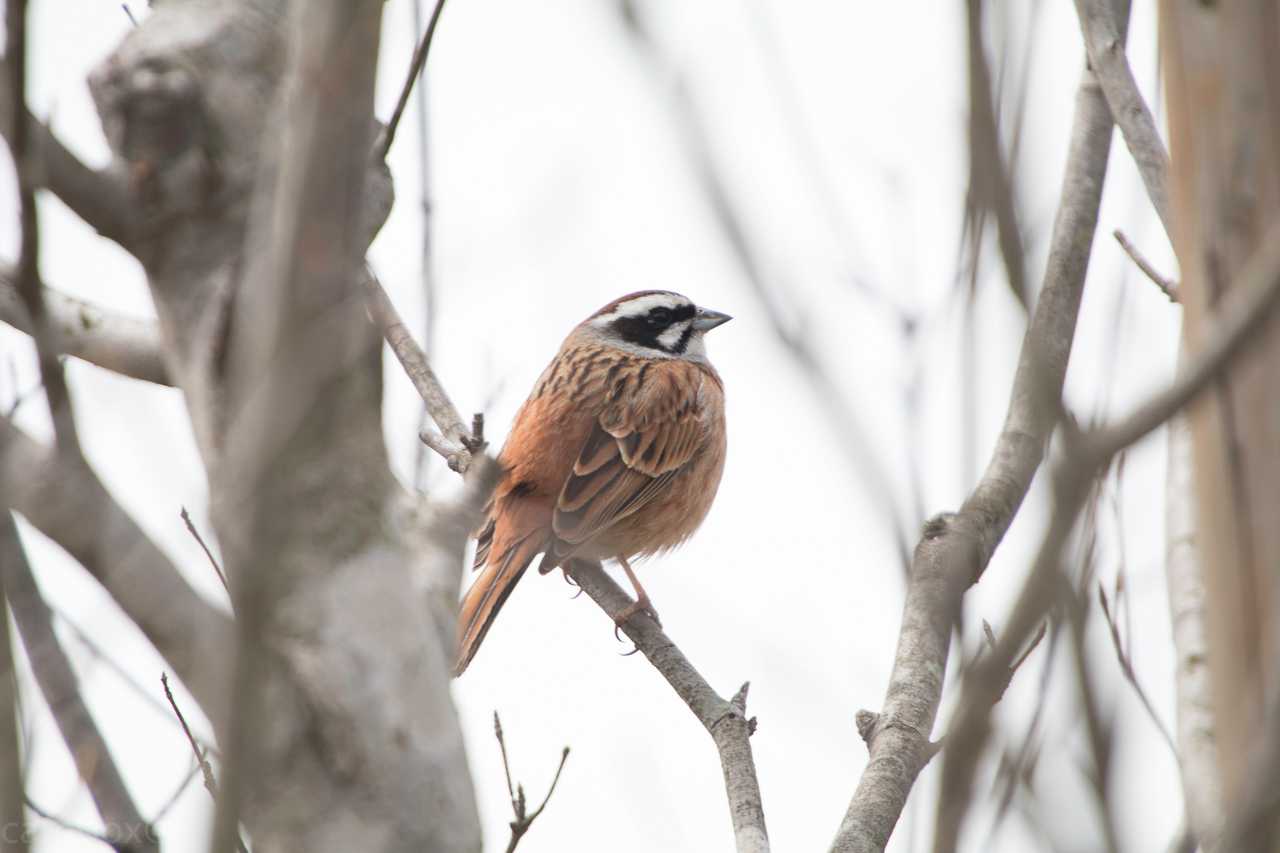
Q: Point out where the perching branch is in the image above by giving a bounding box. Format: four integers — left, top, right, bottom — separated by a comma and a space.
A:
361, 269, 483, 472
568, 561, 769, 853
0, 514, 158, 852
0, 269, 171, 386
828, 5, 1127, 847
1074, 0, 1172, 237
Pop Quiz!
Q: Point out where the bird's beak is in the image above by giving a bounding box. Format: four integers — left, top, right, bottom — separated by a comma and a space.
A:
692, 307, 732, 332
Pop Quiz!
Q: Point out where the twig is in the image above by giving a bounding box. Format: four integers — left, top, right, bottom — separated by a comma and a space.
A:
149, 759, 201, 825
933, 207, 1280, 853
1, 515, 158, 851
160, 674, 217, 800
1074, 0, 1173, 237
360, 269, 483, 473
162, 673, 250, 853
966, 0, 1030, 311
1084, 218, 1280, 463
568, 561, 769, 853
24, 795, 123, 849
1114, 230, 1178, 303
828, 3, 1127, 847
179, 507, 231, 596
493, 711, 570, 853
376, 0, 449, 161
1097, 583, 1179, 756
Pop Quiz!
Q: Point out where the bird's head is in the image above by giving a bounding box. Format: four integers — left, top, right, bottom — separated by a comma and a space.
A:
584, 290, 731, 362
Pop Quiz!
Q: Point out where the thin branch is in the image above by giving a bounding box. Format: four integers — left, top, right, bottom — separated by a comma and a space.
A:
828, 5, 1126, 847
149, 759, 200, 826
1097, 583, 1179, 757
933, 206, 1280, 853
0, 269, 171, 386
1, 515, 158, 852
492, 711, 570, 853
1082, 217, 1280, 463
0, 544, 24, 851
361, 269, 483, 473
568, 561, 769, 853
160, 674, 217, 800
966, 0, 1030, 311
179, 507, 230, 596
1114, 229, 1178, 303
376, 0, 449, 161
0, 417, 235, 733
1074, 0, 1173, 237
5, 0, 76, 455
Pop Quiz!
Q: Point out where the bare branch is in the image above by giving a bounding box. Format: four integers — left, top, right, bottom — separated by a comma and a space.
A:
966, 0, 1030, 311
493, 711, 570, 853
0, 418, 235, 732
1074, 0, 1173, 236
1114, 230, 1178, 303
828, 6, 1127, 847
377, 0, 450, 161
361, 269, 482, 472
0, 269, 170, 386
178, 507, 230, 596
0, 546, 25, 853
1097, 583, 1179, 757
0, 515, 158, 851
568, 561, 769, 853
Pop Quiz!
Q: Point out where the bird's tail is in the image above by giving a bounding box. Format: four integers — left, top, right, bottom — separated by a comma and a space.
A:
453, 533, 544, 676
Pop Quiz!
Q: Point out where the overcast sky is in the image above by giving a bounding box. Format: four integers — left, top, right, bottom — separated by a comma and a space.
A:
2, 1, 1184, 850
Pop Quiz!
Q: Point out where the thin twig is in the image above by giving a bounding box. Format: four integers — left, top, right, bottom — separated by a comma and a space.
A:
1114, 230, 1178, 302
179, 507, 231, 596
493, 711, 570, 853
1098, 584, 1180, 757
150, 759, 201, 825
377, 0, 449, 161
160, 674, 217, 800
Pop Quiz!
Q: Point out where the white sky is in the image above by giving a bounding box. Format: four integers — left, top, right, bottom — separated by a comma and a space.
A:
1, 0, 1185, 851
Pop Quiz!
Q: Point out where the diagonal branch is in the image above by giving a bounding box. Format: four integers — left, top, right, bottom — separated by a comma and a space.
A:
361, 269, 482, 473
0, 514, 158, 852
0, 269, 170, 386
0, 418, 235, 733
828, 5, 1127, 848
568, 561, 769, 853
935, 207, 1280, 853
1074, 0, 1172, 238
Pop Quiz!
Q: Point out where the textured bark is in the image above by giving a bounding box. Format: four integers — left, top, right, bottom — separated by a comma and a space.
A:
1165, 415, 1224, 846
1162, 0, 1280, 826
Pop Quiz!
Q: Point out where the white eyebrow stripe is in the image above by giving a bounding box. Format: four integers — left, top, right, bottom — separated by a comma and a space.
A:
589, 293, 690, 325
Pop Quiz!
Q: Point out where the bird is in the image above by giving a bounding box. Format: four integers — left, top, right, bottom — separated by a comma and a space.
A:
453, 290, 731, 676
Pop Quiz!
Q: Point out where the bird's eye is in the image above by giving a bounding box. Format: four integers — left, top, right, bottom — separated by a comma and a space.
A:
647, 308, 672, 326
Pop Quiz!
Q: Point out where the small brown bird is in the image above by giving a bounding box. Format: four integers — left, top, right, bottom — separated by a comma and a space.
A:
453, 291, 731, 676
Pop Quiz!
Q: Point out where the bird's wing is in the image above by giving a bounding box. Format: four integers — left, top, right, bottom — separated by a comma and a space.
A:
549, 364, 707, 556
